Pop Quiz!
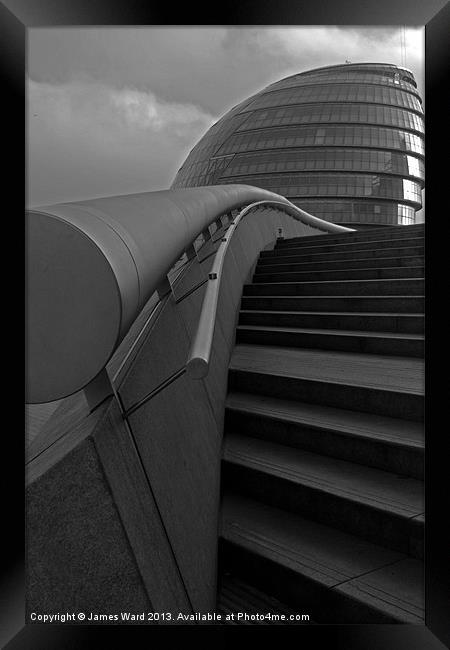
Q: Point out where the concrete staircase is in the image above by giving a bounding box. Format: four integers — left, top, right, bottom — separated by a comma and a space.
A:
218, 223, 424, 624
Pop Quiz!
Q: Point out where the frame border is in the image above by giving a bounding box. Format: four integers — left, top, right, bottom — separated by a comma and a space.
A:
4, 0, 449, 646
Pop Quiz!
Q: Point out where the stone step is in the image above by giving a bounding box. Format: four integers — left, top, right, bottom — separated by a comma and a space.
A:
276, 224, 425, 248
225, 392, 424, 478
254, 266, 424, 283
220, 494, 424, 623
257, 256, 423, 273
217, 574, 304, 624
228, 345, 424, 421
259, 245, 424, 265
223, 434, 424, 556
241, 295, 424, 314
238, 310, 424, 334
271, 236, 424, 256
235, 325, 424, 358
243, 278, 424, 297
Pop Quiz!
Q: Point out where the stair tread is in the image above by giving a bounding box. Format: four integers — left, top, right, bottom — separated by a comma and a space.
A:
261, 252, 424, 263
243, 294, 424, 298
274, 235, 424, 250
217, 575, 302, 621
237, 324, 424, 339
274, 235, 423, 245
259, 263, 424, 270
223, 434, 424, 518
222, 493, 409, 590
226, 392, 424, 449
247, 278, 423, 287
230, 345, 424, 395
244, 279, 424, 298
242, 296, 424, 316
263, 245, 424, 257
240, 310, 424, 317
335, 558, 423, 622
255, 265, 424, 276
280, 225, 424, 245
259, 256, 423, 266
278, 236, 425, 248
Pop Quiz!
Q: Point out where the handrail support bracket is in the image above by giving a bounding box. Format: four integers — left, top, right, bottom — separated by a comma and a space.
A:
156, 275, 172, 300
185, 244, 198, 261
84, 368, 114, 413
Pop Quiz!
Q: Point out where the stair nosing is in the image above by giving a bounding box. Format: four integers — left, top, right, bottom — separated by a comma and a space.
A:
255, 265, 425, 275
221, 495, 414, 593
229, 364, 424, 396
236, 324, 425, 340
259, 255, 423, 264
246, 278, 423, 285
242, 295, 425, 304
239, 309, 424, 316
273, 235, 424, 249
262, 245, 424, 255
225, 393, 424, 449
223, 436, 423, 518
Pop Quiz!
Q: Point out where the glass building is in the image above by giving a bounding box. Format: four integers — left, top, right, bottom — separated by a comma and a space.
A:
172, 63, 424, 228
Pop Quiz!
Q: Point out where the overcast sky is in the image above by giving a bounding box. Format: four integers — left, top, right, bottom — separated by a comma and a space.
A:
27, 26, 424, 211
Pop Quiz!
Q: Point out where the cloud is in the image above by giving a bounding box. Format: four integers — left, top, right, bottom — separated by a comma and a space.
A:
110, 87, 213, 135
27, 27, 423, 116
27, 78, 215, 206
27, 28, 231, 113
244, 27, 424, 95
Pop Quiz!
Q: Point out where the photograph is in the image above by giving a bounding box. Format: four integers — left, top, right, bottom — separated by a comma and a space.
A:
25, 24, 426, 624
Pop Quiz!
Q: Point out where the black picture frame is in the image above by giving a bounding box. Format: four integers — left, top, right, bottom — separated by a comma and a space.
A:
4, 0, 449, 646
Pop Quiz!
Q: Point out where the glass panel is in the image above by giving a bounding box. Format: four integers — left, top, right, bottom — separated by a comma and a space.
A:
220, 172, 422, 206
219, 148, 424, 182
265, 70, 419, 94
291, 199, 416, 225
244, 84, 423, 114
216, 125, 425, 157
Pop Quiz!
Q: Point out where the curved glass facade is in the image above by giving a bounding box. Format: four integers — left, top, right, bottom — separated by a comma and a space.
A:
236, 104, 424, 134
172, 63, 424, 227
264, 72, 419, 94
220, 149, 424, 182
215, 126, 424, 156
244, 84, 422, 113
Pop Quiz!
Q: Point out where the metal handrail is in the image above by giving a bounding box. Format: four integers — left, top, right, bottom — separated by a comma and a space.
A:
117, 199, 354, 414
186, 200, 353, 379
27, 185, 353, 403
27, 185, 295, 403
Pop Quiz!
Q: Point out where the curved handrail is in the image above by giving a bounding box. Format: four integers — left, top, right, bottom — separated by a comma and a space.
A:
26, 185, 308, 403
186, 200, 354, 379
26, 185, 354, 403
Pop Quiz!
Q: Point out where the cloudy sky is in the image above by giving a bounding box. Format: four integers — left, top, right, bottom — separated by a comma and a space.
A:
27, 26, 424, 209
